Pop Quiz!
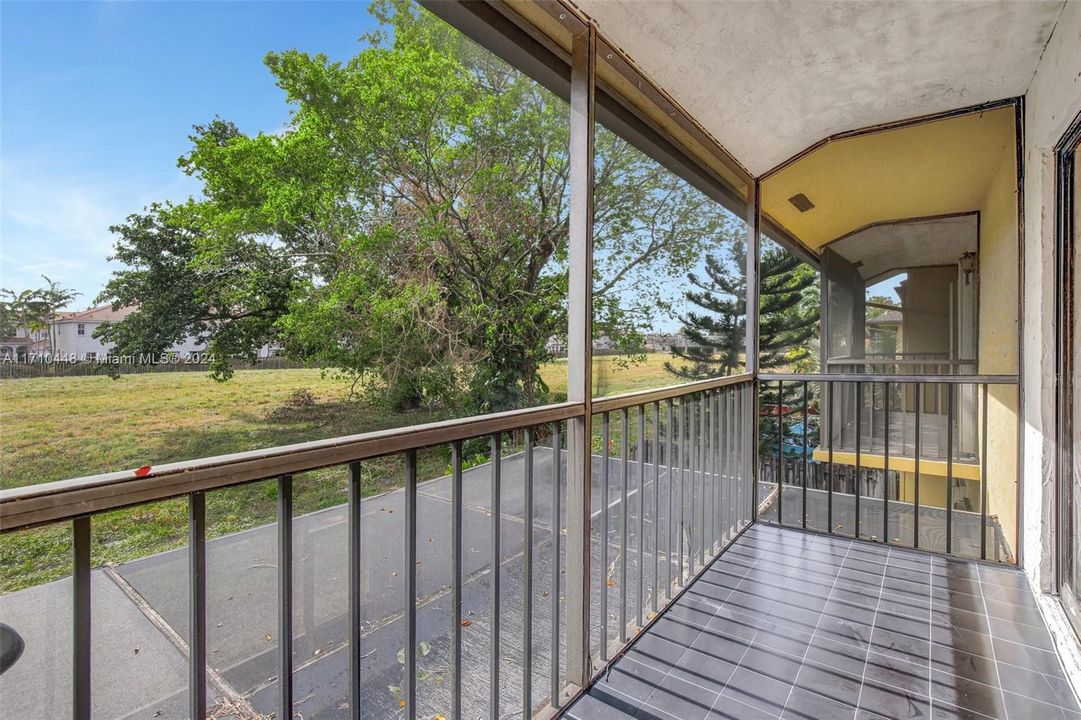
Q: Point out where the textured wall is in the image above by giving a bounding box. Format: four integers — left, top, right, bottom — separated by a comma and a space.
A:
575, 0, 1062, 174
1022, 0, 1081, 593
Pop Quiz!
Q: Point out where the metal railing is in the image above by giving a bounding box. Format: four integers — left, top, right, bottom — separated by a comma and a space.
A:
0, 373, 755, 719
591, 378, 755, 667
756, 372, 1020, 563
827, 355, 977, 376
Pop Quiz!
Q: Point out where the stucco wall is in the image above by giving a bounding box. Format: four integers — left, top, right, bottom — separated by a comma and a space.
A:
979, 152, 1022, 562
1022, 0, 1081, 593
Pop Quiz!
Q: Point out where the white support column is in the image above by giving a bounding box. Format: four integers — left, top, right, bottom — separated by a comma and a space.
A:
745, 181, 761, 376
565, 22, 596, 690
746, 182, 761, 513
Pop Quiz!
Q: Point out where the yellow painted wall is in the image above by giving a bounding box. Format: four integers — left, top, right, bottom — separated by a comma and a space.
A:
767, 106, 1021, 560
978, 150, 1020, 559
761, 108, 1017, 248
978, 155, 1020, 375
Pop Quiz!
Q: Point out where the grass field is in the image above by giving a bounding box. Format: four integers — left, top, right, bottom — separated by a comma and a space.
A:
1, 354, 683, 592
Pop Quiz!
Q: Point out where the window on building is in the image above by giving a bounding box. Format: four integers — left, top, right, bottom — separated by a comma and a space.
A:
77, 323, 85, 336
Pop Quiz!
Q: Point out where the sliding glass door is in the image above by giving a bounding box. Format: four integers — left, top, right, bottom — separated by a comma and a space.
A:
1057, 113, 1081, 635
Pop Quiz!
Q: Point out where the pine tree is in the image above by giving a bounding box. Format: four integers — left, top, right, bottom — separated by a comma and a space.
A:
666, 238, 819, 457
665, 238, 818, 379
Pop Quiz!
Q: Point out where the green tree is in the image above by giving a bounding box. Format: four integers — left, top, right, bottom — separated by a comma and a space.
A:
666, 238, 819, 455
666, 237, 818, 379
97, 0, 728, 411
0, 277, 79, 355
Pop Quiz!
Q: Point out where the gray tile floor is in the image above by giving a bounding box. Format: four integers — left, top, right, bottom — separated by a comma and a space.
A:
566, 523, 1081, 720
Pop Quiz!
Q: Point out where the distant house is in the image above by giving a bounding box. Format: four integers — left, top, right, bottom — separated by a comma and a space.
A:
0, 328, 49, 360
865, 308, 903, 355
48, 305, 206, 360
644, 332, 698, 352
545, 336, 566, 354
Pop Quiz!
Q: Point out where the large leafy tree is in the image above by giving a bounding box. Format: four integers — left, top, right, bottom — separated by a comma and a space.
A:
97, 0, 728, 411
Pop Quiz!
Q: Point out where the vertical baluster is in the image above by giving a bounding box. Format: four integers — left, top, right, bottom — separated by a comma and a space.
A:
189, 493, 206, 719
946, 384, 955, 555
883, 383, 890, 544
801, 383, 809, 530
748, 380, 756, 516
600, 412, 609, 661
278, 475, 294, 719
637, 405, 645, 629
699, 392, 706, 566
827, 382, 834, 534
736, 386, 743, 527
777, 380, 784, 525
709, 390, 717, 554
745, 384, 752, 526
914, 386, 922, 549
689, 394, 697, 569
73, 516, 91, 720
489, 436, 501, 718
550, 422, 561, 708
522, 430, 533, 719
666, 399, 674, 600
404, 453, 417, 720
680, 399, 688, 585
451, 443, 463, 720
619, 408, 629, 642
855, 382, 862, 538
348, 462, 363, 720
981, 384, 989, 560
652, 401, 660, 614
723, 389, 731, 540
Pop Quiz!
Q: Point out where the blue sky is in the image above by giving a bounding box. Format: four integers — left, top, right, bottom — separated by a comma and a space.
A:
1, 0, 378, 307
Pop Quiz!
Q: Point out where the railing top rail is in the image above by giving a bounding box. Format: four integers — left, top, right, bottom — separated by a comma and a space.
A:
591, 372, 753, 414
0, 401, 584, 532
759, 372, 1019, 385
1, 373, 760, 532
826, 357, 978, 366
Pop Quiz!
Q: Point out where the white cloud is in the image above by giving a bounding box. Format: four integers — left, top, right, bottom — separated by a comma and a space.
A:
0, 159, 199, 303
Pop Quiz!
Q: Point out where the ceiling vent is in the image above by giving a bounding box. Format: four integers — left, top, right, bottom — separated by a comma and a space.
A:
788, 193, 815, 212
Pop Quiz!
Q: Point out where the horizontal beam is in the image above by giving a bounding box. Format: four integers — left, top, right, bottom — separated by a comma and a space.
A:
591, 373, 753, 414
759, 372, 1018, 385
0, 401, 584, 532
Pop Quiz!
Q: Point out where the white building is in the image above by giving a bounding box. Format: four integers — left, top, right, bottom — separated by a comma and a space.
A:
48, 305, 207, 360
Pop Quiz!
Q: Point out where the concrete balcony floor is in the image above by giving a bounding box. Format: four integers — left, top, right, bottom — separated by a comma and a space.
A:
567, 523, 1080, 720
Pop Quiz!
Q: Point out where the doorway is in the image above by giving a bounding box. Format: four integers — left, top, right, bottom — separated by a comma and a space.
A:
1055, 110, 1081, 635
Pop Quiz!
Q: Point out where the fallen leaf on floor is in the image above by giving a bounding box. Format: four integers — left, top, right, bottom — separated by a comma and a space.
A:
461, 619, 472, 627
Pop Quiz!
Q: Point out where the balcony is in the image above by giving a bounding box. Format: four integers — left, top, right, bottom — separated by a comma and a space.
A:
0, 373, 1063, 719
1, 0, 1080, 719
569, 523, 1081, 720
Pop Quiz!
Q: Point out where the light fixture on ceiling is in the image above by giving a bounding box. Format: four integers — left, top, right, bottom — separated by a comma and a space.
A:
788, 193, 815, 212
959, 251, 978, 285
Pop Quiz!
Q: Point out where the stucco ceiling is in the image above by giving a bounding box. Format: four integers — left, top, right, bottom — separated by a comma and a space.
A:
827, 214, 978, 281
760, 107, 1016, 248
574, 0, 1064, 176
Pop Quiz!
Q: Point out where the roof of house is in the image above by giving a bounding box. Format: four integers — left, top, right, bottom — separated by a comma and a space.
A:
866, 309, 902, 326
53, 305, 137, 323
